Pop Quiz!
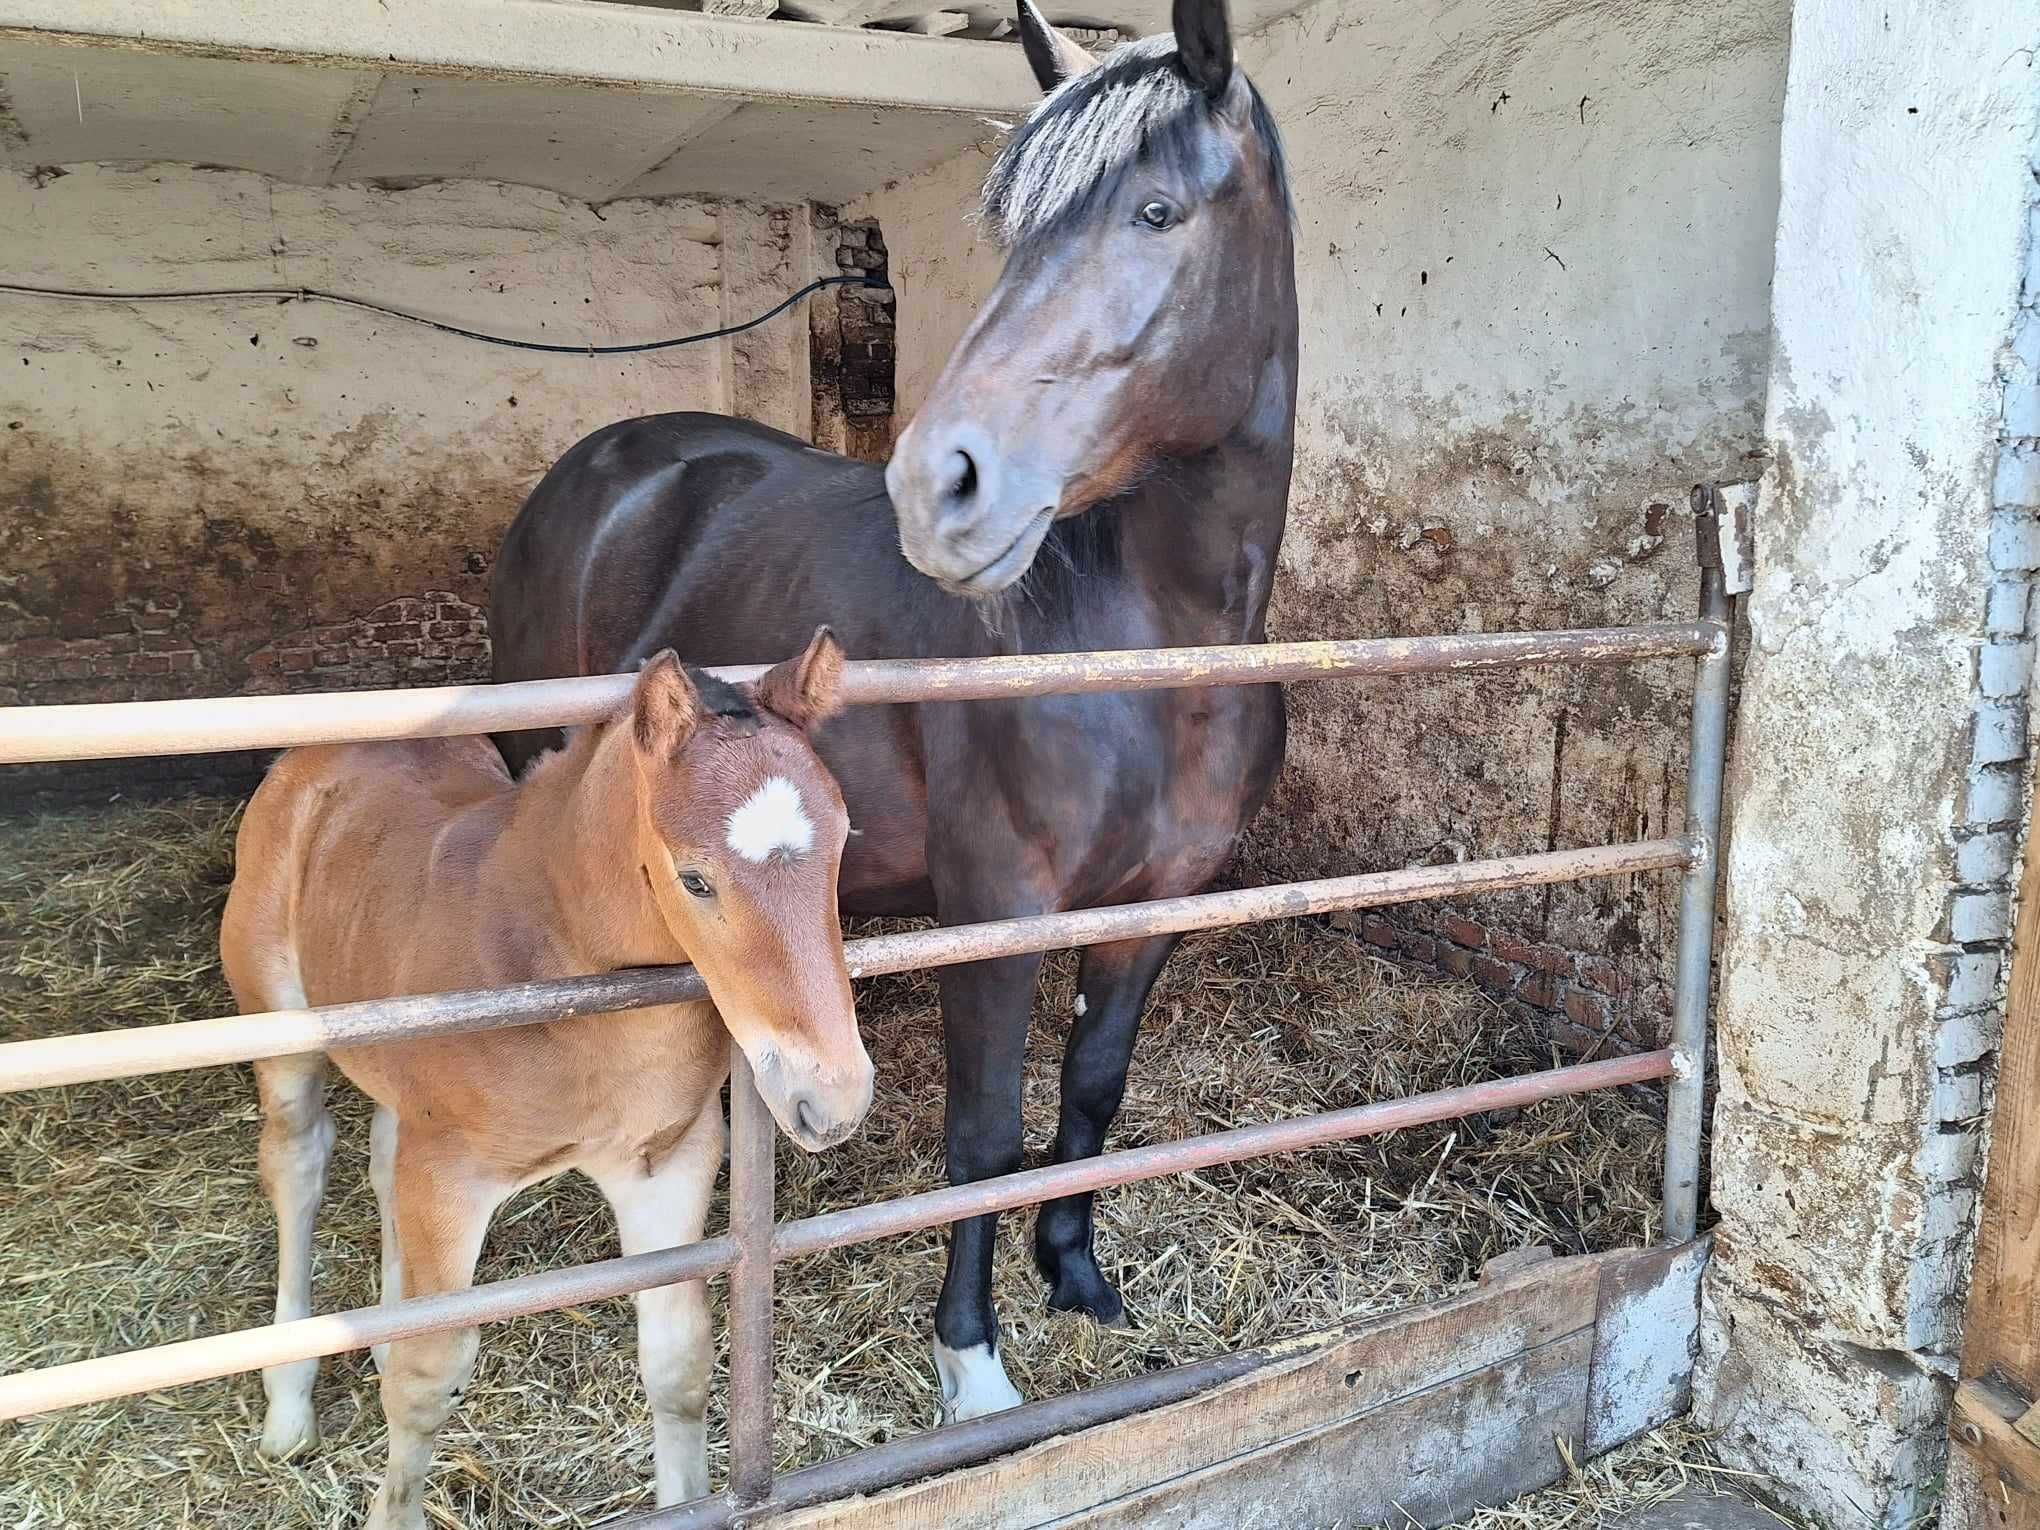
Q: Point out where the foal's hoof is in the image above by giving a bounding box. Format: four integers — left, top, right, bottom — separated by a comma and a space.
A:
257, 1402, 320, 1461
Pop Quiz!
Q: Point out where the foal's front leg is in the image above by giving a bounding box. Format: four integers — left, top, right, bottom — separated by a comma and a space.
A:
368, 1142, 506, 1530
589, 1115, 721, 1508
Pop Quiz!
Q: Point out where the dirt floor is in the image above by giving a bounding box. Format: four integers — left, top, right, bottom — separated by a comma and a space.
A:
1, 796, 1696, 1529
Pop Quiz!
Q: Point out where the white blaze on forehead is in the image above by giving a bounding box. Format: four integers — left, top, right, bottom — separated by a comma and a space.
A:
725, 775, 814, 864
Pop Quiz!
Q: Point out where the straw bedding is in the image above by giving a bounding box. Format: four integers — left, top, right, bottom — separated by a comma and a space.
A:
0, 796, 1708, 1528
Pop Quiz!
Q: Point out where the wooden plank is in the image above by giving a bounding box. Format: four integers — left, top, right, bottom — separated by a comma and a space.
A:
1052, 1331, 1593, 1530
769, 1250, 1625, 1530
1952, 1378, 2040, 1530
1962, 796, 2040, 1394
1585, 1236, 1711, 1454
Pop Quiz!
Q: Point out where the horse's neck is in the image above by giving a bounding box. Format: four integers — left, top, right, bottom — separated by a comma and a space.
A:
493, 726, 687, 974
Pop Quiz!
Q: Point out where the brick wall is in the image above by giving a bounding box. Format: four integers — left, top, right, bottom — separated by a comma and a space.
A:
811, 209, 897, 463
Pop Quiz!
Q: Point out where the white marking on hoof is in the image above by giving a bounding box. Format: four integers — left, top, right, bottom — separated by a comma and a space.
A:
1073, 993, 1088, 1017
933, 1339, 1023, 1425
258, 1396, 320, 1460
725, 776, 813, 863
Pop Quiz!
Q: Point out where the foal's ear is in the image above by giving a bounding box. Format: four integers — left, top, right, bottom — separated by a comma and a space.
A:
1017, 0, 1098, 92
1172, 0, 1232, 98
756, 626, 847, 731
631, 650, 703, 758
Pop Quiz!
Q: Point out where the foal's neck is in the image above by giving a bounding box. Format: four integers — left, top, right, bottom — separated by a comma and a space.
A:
503, 724, 688, 974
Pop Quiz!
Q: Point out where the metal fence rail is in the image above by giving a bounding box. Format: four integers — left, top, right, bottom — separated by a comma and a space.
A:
0, 514, 1734, 1527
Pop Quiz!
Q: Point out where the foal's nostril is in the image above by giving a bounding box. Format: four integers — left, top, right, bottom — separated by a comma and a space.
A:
795, 1097, 822, 1139
947, 449, 978, 508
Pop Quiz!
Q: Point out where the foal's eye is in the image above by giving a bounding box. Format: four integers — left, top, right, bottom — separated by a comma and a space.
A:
1137, 199, 1178, 230
678, 870, 714, 900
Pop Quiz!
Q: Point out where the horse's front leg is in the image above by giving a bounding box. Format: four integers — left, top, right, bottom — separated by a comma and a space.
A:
1033, 933, 1182, 1324
588, 1115, 720, 1508
367, 1141, 505, 1530
931, 949, 1042, 1425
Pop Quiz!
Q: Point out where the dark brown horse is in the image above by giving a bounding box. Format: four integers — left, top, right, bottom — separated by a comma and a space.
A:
489, 0, 1296, 1424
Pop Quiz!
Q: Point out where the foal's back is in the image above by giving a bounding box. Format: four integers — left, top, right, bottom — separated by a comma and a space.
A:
222, 736, 516, 1015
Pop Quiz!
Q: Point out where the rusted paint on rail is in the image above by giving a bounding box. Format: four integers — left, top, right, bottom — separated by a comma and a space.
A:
0, 839, 1692, 1093
0, 1235, 735, 1423
0, 1053, 1666, 1424
0, 624, 1718, 763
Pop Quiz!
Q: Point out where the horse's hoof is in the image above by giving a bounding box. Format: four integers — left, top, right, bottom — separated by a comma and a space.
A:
257, 1403, 319, 1461
933, 1340, 1024, 1426
1042, 1262, 1126, 1327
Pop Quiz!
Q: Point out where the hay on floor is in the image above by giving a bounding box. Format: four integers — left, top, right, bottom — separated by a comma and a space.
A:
1, 797, 1667, 1529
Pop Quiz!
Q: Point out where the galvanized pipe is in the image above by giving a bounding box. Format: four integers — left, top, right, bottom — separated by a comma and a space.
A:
725, 1051, 778, 1507
1662, 508, 1735, 1242
0, 1053, 1666, 1424
0, 624, 1716, 764
0, 838, 1692, 1094
0, 1234, 735, 1423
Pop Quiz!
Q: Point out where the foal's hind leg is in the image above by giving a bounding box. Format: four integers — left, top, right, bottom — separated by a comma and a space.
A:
1034, 934, 1182, 1325
253, 1051, 337, 1459
368, 1104, 401, 1374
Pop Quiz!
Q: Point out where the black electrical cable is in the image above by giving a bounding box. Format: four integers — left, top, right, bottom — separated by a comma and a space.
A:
0, 273, 887, 355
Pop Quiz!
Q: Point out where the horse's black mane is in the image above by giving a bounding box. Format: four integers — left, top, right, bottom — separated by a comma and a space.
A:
981, 35, 1290, 246
688, 667, 755, 722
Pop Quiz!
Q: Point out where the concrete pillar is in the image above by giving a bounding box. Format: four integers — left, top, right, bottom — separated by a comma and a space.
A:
1693, 2, 2040, 1524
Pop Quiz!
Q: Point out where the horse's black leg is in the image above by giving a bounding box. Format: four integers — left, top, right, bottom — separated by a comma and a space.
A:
1033, 933, 1183, 1324
931, 949, 1043, 1423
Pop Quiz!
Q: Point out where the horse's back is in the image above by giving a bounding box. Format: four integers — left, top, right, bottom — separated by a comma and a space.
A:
490, 412, 900, 771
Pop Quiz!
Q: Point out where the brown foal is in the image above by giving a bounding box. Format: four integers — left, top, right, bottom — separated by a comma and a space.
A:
220, 630, 871, 1529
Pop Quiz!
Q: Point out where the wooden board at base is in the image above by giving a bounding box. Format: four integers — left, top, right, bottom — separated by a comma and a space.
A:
765, 1240, 1708, 1530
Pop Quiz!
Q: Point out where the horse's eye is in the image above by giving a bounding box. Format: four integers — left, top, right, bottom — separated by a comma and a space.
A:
1137, 199, 1178, 230
678, 870, 714, 899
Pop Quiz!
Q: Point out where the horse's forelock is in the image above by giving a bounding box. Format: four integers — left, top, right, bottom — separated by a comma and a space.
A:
981, 36, 1288, 246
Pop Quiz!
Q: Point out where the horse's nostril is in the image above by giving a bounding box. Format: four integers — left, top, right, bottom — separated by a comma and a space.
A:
948, 449, 978, 506
795, 1097, 822, 1138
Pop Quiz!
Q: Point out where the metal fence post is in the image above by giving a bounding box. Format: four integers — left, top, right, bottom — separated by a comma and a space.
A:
1662, 485, 1737, 1243
726, 1049, 777, 1508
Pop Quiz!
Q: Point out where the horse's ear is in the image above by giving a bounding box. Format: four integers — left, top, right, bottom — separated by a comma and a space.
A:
1016, 0, 1098, 92
756, 627, 847, 731
1172, 0, 1232, 97
631, 650, 703, 759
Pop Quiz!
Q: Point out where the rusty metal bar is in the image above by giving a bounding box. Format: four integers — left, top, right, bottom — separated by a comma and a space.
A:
617, 1345, 1278, 1530
0, 624, 1716, 764
1663, 487, 1737, 1243
0, 838, 1692, 1094
0, 1052, 1665, 1425
725, 1051, 778, 1507
771, 1050, 1672, 1264
0, 1234, 735, 1424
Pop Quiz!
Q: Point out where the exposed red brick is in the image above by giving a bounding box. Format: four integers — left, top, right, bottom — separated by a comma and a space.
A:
13, 637, 66, 659
1576, 957, 1622, 996
1518, 971, 1560, 1009
278, 649, 313, 673
1470, 955, 1516, 994
1438, 913, 1487, 949
134, 653, 173, 676
1359, 914, 1396, 948
1562, 986, 1612, 1030
1488, 929, 1575, 976
1396, 931, 1436, 963
1437, 944, 1474, 979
